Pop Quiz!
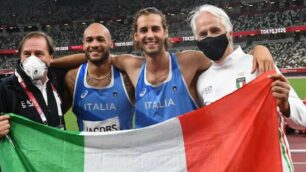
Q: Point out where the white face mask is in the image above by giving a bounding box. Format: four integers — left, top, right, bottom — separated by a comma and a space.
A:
22, 55, 47, 80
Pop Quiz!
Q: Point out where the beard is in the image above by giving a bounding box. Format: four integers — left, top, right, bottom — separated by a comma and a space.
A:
85, 50, 110, 65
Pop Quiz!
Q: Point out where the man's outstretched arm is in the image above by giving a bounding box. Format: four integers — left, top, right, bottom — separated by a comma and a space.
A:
50, 53, 86, 68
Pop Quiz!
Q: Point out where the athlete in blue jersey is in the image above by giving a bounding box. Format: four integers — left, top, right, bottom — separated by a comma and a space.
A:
73, 63, 134, 131
111, 8, 274, 128
135, 53, 197, 127
52, 8, 275, 128
64, 23, 134, 132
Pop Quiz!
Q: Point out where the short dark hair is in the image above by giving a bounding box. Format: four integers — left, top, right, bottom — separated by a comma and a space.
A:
132, 7, 172, 51
18, 31, 55, 57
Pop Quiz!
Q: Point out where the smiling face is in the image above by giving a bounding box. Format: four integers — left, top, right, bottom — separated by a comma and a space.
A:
134, 14, 168, 57
83, 23, 113, 63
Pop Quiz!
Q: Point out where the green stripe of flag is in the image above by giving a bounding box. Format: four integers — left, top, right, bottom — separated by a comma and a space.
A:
0, 113, 84, 172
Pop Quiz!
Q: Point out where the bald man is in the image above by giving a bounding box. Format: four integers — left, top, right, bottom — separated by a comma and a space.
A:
64, 23, 135, 132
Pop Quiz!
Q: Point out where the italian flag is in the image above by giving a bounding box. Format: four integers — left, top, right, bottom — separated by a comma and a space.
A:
0, 71, 282, 172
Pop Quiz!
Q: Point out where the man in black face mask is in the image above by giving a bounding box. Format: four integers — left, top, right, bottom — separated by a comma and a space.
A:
196, 32, 229, 62
190, 4, 306, 172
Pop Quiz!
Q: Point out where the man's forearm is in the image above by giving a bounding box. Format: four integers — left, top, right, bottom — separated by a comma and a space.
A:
50, 53, 86, 68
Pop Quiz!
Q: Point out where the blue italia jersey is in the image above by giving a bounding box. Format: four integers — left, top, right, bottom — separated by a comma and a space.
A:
73, 63, 134, 132
135, 53, 198, 128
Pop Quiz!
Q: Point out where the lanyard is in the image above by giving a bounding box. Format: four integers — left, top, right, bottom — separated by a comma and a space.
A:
15, 71, 63, 129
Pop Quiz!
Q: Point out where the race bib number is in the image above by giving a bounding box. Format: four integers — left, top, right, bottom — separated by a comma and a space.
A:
83, 116, 120, 132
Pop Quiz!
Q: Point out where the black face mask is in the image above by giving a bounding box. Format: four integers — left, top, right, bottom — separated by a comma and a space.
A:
196, 33, 229, 61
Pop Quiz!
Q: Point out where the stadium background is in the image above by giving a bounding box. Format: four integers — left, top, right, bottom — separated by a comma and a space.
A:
1, 0, 305, 129
0, 0, 305, 170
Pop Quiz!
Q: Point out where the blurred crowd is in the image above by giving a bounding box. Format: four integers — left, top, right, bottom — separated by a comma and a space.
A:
0, 0, 305, 69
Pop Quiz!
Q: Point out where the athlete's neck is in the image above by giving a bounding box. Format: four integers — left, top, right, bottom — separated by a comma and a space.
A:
145, 51, 170, 85
87, 58, 112, 78
145, 50, 169, 73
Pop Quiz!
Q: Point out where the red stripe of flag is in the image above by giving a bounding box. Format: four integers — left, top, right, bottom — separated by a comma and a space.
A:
179, 70, 283, 172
